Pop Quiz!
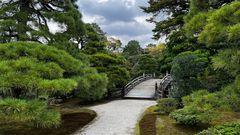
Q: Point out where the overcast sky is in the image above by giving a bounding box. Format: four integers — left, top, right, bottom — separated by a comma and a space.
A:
77, 0, 157, 47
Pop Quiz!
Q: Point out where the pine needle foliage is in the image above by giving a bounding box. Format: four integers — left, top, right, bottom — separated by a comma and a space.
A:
0, 98, 61, 128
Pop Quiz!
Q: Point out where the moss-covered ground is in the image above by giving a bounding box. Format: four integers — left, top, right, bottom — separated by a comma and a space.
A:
156, 115, 207, 135
137, 105, 240, 135
136, 105, 158, 135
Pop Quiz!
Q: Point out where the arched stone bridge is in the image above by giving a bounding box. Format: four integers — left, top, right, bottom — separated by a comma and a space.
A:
107, 73, 173, 100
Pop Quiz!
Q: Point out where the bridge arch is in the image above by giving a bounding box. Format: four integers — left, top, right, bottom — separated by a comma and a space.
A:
123, 74, 155, 96
106, 73, 173, 100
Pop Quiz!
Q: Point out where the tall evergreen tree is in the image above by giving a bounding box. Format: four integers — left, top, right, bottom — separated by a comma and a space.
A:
0, 0, 85, 55
81, 23, 107, 54
185, 0, 234, 21
123, 40, 142, 57
141, 0, 189, 39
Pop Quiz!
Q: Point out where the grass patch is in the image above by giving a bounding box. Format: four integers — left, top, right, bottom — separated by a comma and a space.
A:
212, 111, 240, 125
137, 105, 208, 135
156, 115, 207, 135
156, 111, 240, 135
0, 107, 96, 135
137, 106, 240, 135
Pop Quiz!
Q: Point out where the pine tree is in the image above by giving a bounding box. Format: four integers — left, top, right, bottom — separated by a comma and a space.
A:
81, 23, 107, 54
141, 0, 189, 39
0, 0, 85, 55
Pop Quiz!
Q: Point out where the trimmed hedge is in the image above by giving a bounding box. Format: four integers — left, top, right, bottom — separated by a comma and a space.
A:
157, 98, 178, 114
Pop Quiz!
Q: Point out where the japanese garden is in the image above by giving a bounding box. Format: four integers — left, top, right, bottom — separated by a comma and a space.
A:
0, 0, 240, 135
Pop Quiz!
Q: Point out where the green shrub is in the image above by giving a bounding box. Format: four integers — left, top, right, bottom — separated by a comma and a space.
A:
157, 98, 178, 114
170, 88, 240, 126
38, 79, 78, 95
0, 98, 60, 128
198, 123, 240, 135
0, 42, 108, 101
0, 42, 82, 75
0, 41, 109, 128
90, 53, 129, 89
106, 66, 129, 89
170, 50, 209, 99
74, 73, 108, 102
0, 57, 78, 97
220, 77, 240, 112
170, 76, 240, 126
182, 90, 209, 106
170, 90, 220, 125
170, 107, 201, 125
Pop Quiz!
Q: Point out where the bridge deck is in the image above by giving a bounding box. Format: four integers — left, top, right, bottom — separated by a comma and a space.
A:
124, 79, 160, 99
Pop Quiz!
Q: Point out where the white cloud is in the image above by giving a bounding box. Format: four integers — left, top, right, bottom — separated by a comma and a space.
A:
47, 19, 67, 34
100, 18, 153, 37
104, 21, 135, 27
97, 0, 109, 4
134, 15, 154, 29
82, 13, 106, 24
110, 33, 156, 47
123, 0, 136, 8
78, 0, 158, 47
1, 0, 9, 3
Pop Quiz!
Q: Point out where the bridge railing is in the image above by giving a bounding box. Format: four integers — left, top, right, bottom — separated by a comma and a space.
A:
155, 73, 173, 99
123, 74, 155, 97
106, 73, 155, 99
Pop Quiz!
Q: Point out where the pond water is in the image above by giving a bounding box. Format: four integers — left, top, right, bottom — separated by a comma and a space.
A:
0, 111, 96, 135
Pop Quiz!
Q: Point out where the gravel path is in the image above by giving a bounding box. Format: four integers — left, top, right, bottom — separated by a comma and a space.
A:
75, 99, 156, 135
74, 79, 158, 135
